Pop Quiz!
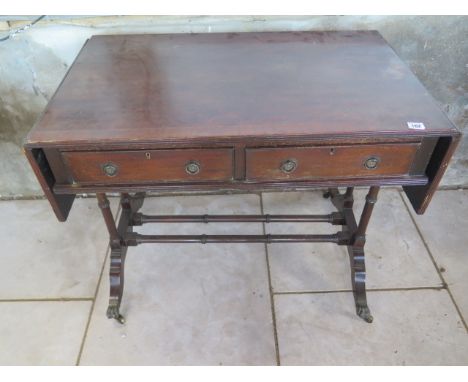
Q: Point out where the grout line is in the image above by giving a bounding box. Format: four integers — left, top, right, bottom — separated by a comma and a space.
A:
0, 191, 254, 202
1, 187, 466, 202
0, 297, 93, 302
260, 193, 281, 366
75, 246, 110, 365
75, 202, 123, 366
0, 194, 123, 201
399, 191, 468, 332
437, 186, 468, 191
0, 195, 46, 201
273, 286, 446, 296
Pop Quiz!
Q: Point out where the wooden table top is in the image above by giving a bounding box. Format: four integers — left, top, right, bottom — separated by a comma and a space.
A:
26, 31, 458, 147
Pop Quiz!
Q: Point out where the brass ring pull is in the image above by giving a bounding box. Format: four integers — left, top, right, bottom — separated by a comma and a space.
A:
364, 156, 380, 170
185, 160, 201, 175
102, 162, 119, 177
280, 158, 298, 173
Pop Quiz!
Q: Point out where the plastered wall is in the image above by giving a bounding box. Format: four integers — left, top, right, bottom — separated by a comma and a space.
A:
0, 16, 466, 197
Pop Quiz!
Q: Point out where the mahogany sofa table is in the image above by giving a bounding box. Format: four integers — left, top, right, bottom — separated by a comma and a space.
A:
24, 31, 460, 324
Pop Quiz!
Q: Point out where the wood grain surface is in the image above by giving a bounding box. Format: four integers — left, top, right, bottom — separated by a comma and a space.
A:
62, 148, 234, 184
245, 143, 419, 181
25, 31, 458, 147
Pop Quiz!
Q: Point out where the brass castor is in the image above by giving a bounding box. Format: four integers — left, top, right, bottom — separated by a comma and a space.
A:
357, 306, 373, 323
107, 305, 125, 324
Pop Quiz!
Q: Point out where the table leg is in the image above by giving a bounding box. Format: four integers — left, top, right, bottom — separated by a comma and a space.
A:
97, 193, 145, 324
98, 189, 378, 324
325, 186, 379, 323
107, 243, 127, 324
350, 186, 379, 323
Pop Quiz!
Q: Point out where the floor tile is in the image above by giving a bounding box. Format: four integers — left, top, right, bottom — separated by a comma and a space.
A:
275, 290, 468, 365
262, 189, 440, 292
80, 194, 277, 365
0, 197, 118, 299
0, 301, 91, 365
0, 142, 43, 197
403, 189, 468, 322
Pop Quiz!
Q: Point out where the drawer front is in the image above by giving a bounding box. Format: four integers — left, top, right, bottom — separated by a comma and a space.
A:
245, 143, 419, 181
62, 148, 234, 184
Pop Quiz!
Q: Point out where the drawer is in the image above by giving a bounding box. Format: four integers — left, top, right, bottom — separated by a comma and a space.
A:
245, 143, 420, 181
62, 148, 234, 184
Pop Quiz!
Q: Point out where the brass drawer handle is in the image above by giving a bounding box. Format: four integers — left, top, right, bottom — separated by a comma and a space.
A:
102, 162, 119, 177
185, 160, 201, 175
280, 158, 297, 173
364, 156, 380, 170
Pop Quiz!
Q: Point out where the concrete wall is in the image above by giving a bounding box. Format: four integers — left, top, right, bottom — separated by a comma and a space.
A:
0, 15, 466, 197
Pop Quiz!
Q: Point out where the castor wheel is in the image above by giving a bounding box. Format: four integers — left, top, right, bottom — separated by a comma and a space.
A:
357, 306, 373, 323
107, 306, 126, 324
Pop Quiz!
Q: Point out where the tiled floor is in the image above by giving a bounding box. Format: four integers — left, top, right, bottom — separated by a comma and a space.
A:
0, 189, 467, 365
